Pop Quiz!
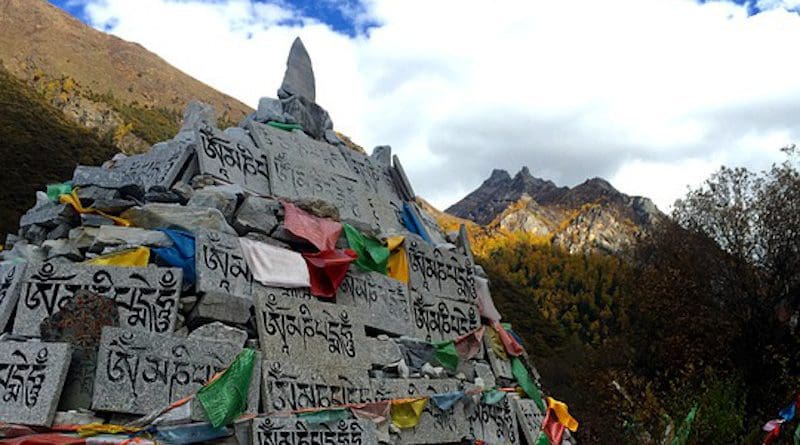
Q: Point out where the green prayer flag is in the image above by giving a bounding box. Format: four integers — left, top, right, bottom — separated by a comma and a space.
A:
297, 408, 350, 424
196, 349, 256, 427
46, 181, 72, 201
433, 340, 459, 371
482, 389, 507, 405
535, 432, 551, 445
511, 357, 545, 412
267, 121, 303, 131
672, 405, 698, 445
343, 223, 390, 274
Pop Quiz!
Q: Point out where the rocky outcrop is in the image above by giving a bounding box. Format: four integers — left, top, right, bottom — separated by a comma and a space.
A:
446, 167, 663, 254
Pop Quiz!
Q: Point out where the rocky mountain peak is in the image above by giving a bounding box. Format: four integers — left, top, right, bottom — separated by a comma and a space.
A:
487, 168, 511, 183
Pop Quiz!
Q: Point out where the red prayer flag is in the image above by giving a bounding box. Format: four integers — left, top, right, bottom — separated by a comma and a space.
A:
303, 249, 358, 297
492, 321, 524, 357
542, 408, 565, 445
454, 326, 485, 360
763, 423, 781, 445
282, 201, 342, 252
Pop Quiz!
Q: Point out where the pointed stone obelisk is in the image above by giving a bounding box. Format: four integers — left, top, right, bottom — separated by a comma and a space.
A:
278, 37, 316, 101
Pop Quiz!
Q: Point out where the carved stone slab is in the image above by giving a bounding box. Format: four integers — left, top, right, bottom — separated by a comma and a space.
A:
410, 290, 480, 342
73, 141, 192, 192
0, 261, 26, 332
195, 124, 271, 195
370, 378, 469, 445
260, 360, 371, 413
512, 396, 545, 445
483, 331, 514, 381
251, 417, 378, 445
0, 341, 72, 426
92, 326, 255, 414
194, 229, 256, 323
337, 271, 413, 336
254, 292, 370, 370
406, 234, 477, 304
13, 262, 181, 337
466, 392, 520, 445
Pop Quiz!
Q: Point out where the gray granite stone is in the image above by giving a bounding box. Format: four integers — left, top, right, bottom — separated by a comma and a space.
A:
194, 124, 271, 196
189, 321, 248, 347
81, 213, 115, 227
260, 360, 371, 413
41, 239, 83, 261
187, 185, 242, 221
474, 362, 496, 389
371, 145, 391, 166
278, 37, 316, 101
194, 229, 256, 324
251, 417, 378, 445
254, 292, 371, 370
465, 391, 520, 445
391, 154, 416, 201
512, 396, 545, 445
181, 101, 216, 130
406, 234, 477, 304
0, 340, 72, 426
232, 195, 281, 236
371, 378, 470, 445
72, 141, 193, 193
122, 203, 237, 234
19, 202, 75, 229
337, 271, 413, 336
280, 94, 333, 140
92, 326, 252, 414
255, 97, 287, 123
0, 261, 26, 332
90, 226, 173, 252
13, 262, 181, 337
409, 290, 480, 343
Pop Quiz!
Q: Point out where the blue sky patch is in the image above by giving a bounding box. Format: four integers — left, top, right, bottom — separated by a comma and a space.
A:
48, 0, 379, 37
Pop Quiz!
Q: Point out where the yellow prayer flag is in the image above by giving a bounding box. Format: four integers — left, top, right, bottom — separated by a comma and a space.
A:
546, 396, 579, 432
486, 324, 509, 360
86, 246, 150, 267
60, 190, 131, 227
77, 423, 141, 437
390, 397, 427, 429
386, 236, 409, 284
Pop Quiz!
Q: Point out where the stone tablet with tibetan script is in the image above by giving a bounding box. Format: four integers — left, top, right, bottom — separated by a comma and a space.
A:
73, 141, 193, 191
194, 229, 256, 323
337, 271, 413, 336
466, 391, 520, 445
13, 262, 181, 337
406, 234, 477, 304
409, 290, 480, 342
0, 261, 26, 332
254, 292, 370, 370
0, 341, 72, 426
260, 360, 371, 413
92, 326, 254, 414
251, 417, 378, 445
512, 396, 545, 445
195, 124, 271, 195
370, 378, 469, 445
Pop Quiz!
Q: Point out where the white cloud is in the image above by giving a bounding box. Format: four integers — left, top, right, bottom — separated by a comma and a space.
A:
78, 0, 800, 212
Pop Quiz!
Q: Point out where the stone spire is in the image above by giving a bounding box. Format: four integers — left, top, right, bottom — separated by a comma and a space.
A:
278, 37, 316, 101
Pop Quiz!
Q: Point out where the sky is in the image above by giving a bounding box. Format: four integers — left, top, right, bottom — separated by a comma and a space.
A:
49, 0, 800, 212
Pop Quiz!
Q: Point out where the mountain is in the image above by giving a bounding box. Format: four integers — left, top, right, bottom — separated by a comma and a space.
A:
445, 167, 663, 254
0, 0, 253, 237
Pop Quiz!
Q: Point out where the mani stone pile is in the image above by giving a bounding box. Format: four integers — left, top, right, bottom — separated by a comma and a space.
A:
0, 38, 563, 445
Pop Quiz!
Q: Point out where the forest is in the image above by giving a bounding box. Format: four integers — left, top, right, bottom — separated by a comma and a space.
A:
476, 148, 800, 444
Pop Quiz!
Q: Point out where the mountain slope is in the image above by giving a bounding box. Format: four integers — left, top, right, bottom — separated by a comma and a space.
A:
0, 65, 117, 237
0, 0, 256, 236
445, 167, 663, 254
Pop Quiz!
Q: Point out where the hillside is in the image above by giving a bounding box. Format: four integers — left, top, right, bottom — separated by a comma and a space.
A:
0, 65, 117, 238
445, 167, 663, 254
0, 0, 254, 236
